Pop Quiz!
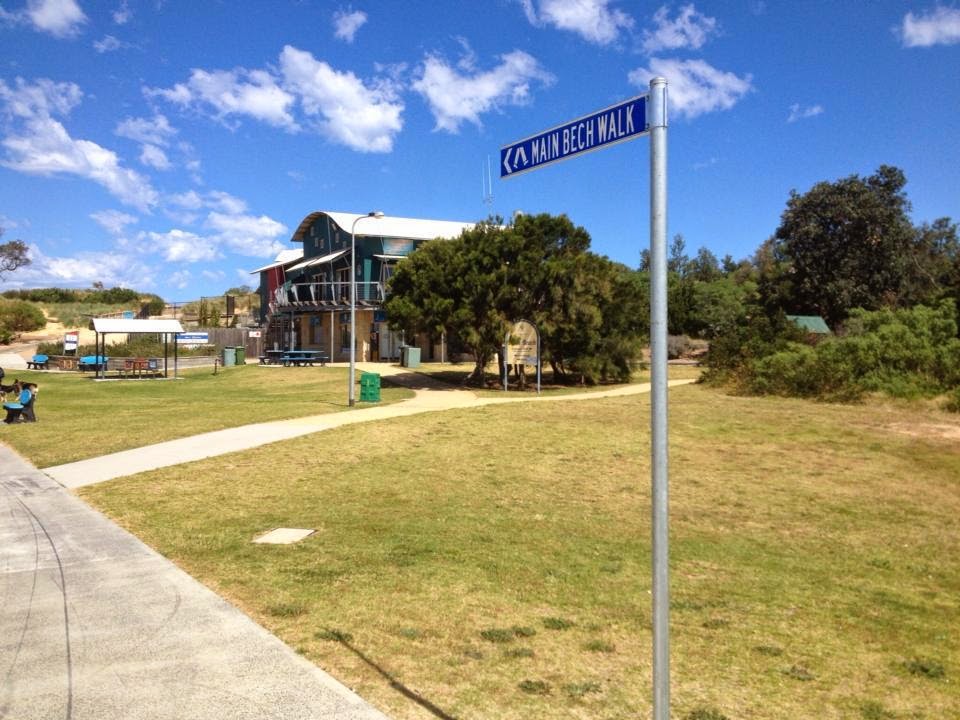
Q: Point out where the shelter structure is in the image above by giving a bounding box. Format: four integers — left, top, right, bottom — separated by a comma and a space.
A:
786, 315, 832, 335
90, 318, 185, 380
253, 211, 473, 362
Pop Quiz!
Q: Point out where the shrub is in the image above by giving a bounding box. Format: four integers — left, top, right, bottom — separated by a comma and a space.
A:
712, 300, 960, 402
0, 299, 46, 333
943, 387, 960, 413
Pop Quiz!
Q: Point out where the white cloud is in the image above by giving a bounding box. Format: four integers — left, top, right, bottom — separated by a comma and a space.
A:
0, 78, 159, 210
206, 211, 287, 257
144, 228, 220, 262
139, 143, 171, 170
10, 0, 88, 38
93, 34, 128, 53
522, 0, 634, 45
333, 8, 367, 42
642, 4, 718, 53
901, 6, 960, 47
147, 68, 299, 130
147, 47, 406, 152
167, 190, 204, 210
206, 190, 247, 215
0, 76, 82, 118
787, 103, 823, 123
14, 244, 157, 289
115, 114, 176, 146
279, 45, 403, 152
91, 209, 137, 235
628, 58, 752, 119
113, 0, 131, 25
413, 49, 554, 133
166, 269, 192, 290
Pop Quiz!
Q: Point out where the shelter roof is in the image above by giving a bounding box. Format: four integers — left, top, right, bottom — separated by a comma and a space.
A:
786, 315, 832, 334
291, 211, 473, 244
92, 318, 185, 334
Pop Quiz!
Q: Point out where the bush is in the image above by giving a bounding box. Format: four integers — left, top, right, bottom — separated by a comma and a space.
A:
711, 300, 960, 402
943, 388, 960, 414
0, 299, 46, 333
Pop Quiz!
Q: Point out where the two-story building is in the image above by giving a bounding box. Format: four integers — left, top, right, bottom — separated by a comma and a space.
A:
253, 211, 473, 362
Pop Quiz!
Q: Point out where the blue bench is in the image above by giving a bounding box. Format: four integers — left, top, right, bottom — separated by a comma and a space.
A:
27, 354, 49, 370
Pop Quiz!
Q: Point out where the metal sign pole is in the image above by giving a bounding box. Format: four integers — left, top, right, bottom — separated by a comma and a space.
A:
648, 76, 670, 720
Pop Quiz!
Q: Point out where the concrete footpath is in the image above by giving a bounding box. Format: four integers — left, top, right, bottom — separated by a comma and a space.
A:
45, 364, 694, 489
0, 447, 391, 720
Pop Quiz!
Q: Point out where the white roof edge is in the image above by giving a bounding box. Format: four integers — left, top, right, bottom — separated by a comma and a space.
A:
92, 318, 185, 333
322, 211, 474, 241
249, 248, 304, 274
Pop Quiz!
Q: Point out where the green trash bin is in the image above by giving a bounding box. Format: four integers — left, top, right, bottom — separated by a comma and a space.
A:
222, 346, 236, 367
405, 346, 421, 368
360, 371, 381, 402
234, 346, 246, 365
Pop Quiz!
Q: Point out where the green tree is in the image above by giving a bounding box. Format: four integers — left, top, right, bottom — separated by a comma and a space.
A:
901, 217, 959, 308
0, 228, 30, 280
763, 165, 915, 326
387, 214, 647, 385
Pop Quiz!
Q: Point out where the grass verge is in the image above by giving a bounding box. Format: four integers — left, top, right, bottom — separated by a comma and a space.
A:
79, 385, 960, 719
0, 364, 413, 467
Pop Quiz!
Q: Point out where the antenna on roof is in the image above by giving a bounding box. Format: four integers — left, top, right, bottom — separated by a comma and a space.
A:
482, 156, 494, 207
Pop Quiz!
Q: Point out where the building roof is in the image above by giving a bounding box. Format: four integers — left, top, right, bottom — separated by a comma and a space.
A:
249, 248, 303, 274
92, 318, 185, 334
787, 315, 832, 334
287, 249, 347, 272
291, 211, 473, 244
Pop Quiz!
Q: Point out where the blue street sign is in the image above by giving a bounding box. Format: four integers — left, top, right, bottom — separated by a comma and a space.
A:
500, 94, 648, 178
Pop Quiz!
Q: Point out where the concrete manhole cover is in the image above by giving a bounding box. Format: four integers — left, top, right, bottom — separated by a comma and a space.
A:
253, 528, 316, 544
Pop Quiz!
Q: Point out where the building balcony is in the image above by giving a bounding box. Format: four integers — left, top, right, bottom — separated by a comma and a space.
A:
272, 281, 385, 311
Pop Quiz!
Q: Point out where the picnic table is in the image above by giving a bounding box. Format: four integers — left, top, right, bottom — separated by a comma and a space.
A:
27, 354, 49, 370
279, 350, 328, 367
78, 355, 108, 372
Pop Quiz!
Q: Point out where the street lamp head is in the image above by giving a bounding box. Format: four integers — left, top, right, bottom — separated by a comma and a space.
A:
369, 211, 384, 218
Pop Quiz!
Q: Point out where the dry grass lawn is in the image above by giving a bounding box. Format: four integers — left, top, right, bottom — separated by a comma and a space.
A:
79, 385, 960, 720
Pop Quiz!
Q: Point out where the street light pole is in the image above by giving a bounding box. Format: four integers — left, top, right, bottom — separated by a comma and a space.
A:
350, 211, 384, 406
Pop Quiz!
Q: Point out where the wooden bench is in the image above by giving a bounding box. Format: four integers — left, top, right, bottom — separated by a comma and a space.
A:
26, 354, 49, 370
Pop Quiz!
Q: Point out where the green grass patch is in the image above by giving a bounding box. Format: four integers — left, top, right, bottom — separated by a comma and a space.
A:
903, 656, 946, 679
78, 385, 960, 719
1, 365, 413, 467
517, 679, 550, 695
542, 616, 575, 630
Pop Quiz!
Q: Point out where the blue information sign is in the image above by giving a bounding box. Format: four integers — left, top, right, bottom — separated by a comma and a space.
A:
501, 94, 648, 178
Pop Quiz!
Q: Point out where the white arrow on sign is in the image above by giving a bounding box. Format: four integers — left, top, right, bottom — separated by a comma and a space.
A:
514, 146, 527, 170
503, 147, 514, 175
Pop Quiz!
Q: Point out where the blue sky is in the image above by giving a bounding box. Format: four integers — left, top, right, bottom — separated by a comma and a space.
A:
1, 1, 958, 301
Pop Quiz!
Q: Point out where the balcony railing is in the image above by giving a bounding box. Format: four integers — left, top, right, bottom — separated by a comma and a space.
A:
273, 281, 385, 309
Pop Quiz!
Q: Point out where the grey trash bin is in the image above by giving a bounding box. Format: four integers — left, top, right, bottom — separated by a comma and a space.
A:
405, 346, 420, 368
223, 346, 236, 367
